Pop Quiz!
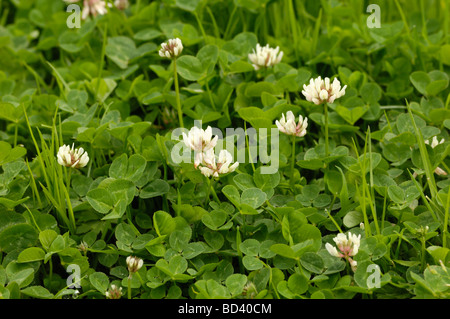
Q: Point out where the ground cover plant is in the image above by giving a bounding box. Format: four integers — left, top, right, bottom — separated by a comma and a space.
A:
0, 0, 449, 300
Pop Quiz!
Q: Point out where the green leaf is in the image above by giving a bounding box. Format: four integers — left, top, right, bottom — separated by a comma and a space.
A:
240, 188, 266, 209
6, 264, 34, 288
176, 55, 204, 81
169, 255, 188, 275
242, 255, 264, 270
388, 185, 405, 204
87, 78, 117, 103
426, 70, 449, 96
153, 211, 176, 236
441, 44, 450, 66
228, 60, 254, 74
0, 141, 27, 166
335, 97, 368, 125
343, 211, 364, 228
39, 230, 58, 251
287, 273, 308, 295
0, 224, 38, 253
89, 272, 110, 294
86, 188, 115, 214
106, 36, 137, 69
237, 107, 272, 129
222, 185, 241, 207
49, 235, 65, 254
201, 210, 229, 230
300, 252, 325, 274
0, 102, 22, 123
17, 247, 45, 263
134, 28, 162, 41
270, 243, 297, 259
240, 239, 260, 256
410, 70, 449, 96
115, 223, 136, 246
225, 274, 247, 296
410, 71, 430, 95
233, 173, 256, 190
140, 179, 170, 198
253, 167, 280, 189
109, 153, 147, 182
360, 83, 382, 104
292, 224, 322, 249
21, 286, 54, 299
176, 0, 201, 11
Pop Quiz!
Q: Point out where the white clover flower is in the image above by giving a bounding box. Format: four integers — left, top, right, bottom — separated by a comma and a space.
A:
159, 38, 183, 59
105, 284, 123, 299
182, 126, 219, 168
275, 111, 308, 137
57, 144, 89, 168
425, 136, 445, 149
198, 149, 239, 178
65, 0, 107, 20
425, 136, 447, 176
126, 256, 143, 274
248, 43, 283, 70
114, 0, 129, 10
302, 76, 347, 105
325, 232, 361, 272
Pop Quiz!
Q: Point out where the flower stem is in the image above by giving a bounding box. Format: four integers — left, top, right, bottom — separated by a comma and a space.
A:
204, 177, 212, 207
324, 102, 329, 157
210, 179, 220, 203
127, 275, 132, 299
290, 134, 296, 190
173, 58, 184, 128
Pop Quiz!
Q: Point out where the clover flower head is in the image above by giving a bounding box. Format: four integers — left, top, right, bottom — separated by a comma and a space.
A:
302, 76, 347, 105
275, 111, 308, 137
425, 136, 445, 149
198, 149, 239, 178
65, 0, 107, 20
248, 43, 283, 70
126, 256, 143, 274
425, 137, 447, 176
57, 144, 89, 169
159, 38, 183, 59
325, 232, 361, 272
182, 126, 219, 168
105, 284, 123, 299
114, 0, 129, 10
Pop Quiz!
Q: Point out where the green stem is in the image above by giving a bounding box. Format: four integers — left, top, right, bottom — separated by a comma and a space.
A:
173, 59, 184, 128
14, 122, 18, 147
210, 179, 220, 203
96, 21, 108, 103
421, 236, 426, 272
204, 177, 213, 207
324, 102, 329, 157
194, 11, 208, 43
443, 184, 450, 248
49, 257, 53, 285
290, 134, 296, 190
66, 167, 72, 191
127, 275, 132, 299
325, 208, 343, 233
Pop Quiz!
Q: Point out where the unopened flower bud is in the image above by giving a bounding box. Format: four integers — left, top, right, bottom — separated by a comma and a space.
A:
126, 256, 143, 274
